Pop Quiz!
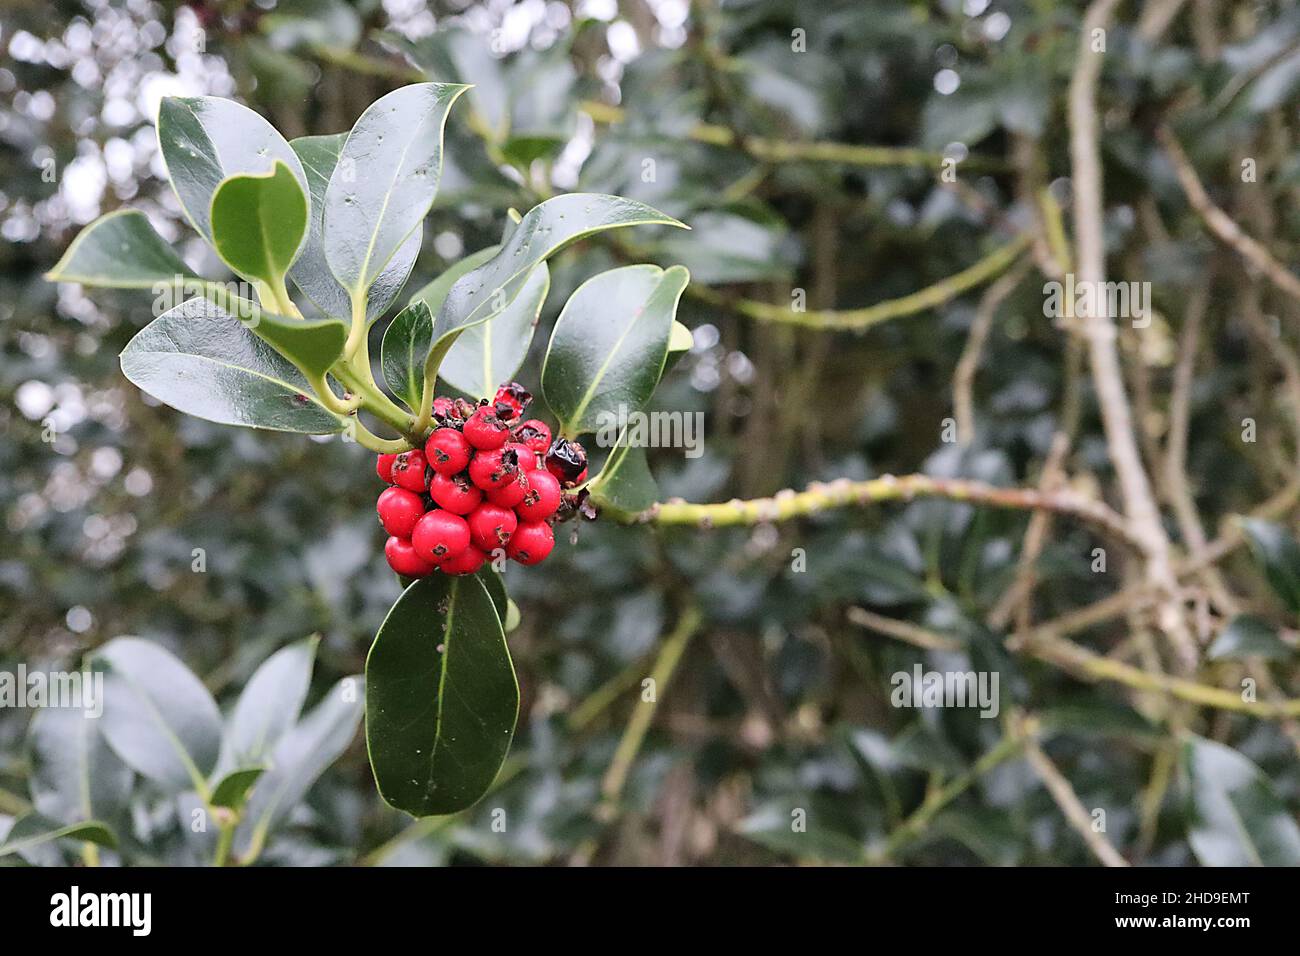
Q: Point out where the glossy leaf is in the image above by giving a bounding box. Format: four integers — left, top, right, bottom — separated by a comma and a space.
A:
1207, 615, 1293, 661
119, 297, 348, 433
251, 311, 348, 380
1240, 518, 1300, 614
91, 637, 223, 795
28, 707, 133, 826
209, 766, 267, 810
438, 259, 549, 400
209, 160, 308, 291
44, 210, 195, 288
366, 575, 518, 817
220, 635, 318, 770
323, 83, 468, 296
542, 263, 690, 437
591, 443, 660, 513
0, 814, 117, 858
157, 95, 307, 242
427, 194, 687, 381
380, 300, 434, 411
290, 133, 420, 322
1183, 735, 1300, 866
235, 676, 364, 858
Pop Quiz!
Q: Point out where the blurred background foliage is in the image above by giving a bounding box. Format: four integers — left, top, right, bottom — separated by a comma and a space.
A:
3, 0, 1300, 866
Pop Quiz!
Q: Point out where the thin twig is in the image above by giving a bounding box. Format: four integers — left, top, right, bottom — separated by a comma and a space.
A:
1013, 712, 1130, 867
953, 258, 1033, 446
1071, 0, 1198, 671
1158, 125, 1300, 302
846, 607, 963, 652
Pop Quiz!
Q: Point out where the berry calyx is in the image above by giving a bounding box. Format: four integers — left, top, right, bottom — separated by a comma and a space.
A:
463, 407, 510, 450
486, 471, 529, 509
391, 449, 428, 493
426, 427, 472, 476
513, 419, 551, 454
439, 544, 488, 576
376, 486, 425, 538
376, 453, 397, 483
492, 382, 532, 423
545, 437, 587, 486
507, 520, 554, 565
385, 537, 435, 578
516, 469, 561, 521
411, 509, 471, 564
429, 472, 483, 514
468, 503, 518, 552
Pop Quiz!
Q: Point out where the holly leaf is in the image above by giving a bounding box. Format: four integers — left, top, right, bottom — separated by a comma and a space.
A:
90, 638, 223, 796
1240, 518, 1300, 614
380, 300, 435, 411
209, 160, 308, 294
1183, 735, 1300, 866
28, 707, 133, 827
220, 636, 318, 771
290, 133, 420, 322
44, 210, 196, 288
157, 95, 307, 243
366, 575, 517, 817
1207, 615, 1293, 661
119, 297, 349, 433
0, 814, 117, 858
323, 83, 468, 298
209, 767, 268, 811
426, 194, 687, 383
542, 263, 689, 438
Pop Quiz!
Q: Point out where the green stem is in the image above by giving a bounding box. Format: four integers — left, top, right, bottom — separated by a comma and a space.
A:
871, 734, 1026, 863
213, 817, 236, 867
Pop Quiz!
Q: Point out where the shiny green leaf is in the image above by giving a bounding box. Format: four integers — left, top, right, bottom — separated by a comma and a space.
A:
323, 83, 468, 296
380, 301, 434, 411
157, 95, 307, 243
220, 636, 318, 770
1183, 735, 1300, 866
1240, 518, 1300, 614
209, 766, 267, 810
0, 814, 117, 858
44, 210, 195, 288
251, 311, 348, 380
427, 194, 687, 381
366, 575, 518, 817
119, 297, 348, 433
28, 707, 133, 827
209, 160, 308, 291
542, 263, 690, 437
290, 133, 420, 322
439, 260, 549, 400
91, 637, 223, 795
235, 676, 364, 858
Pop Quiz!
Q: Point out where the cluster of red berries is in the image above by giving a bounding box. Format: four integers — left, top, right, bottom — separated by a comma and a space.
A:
375, 383, 588, 578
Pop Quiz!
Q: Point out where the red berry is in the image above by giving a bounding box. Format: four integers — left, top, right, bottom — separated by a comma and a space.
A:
411, 509, 471, 564
513, 420, 551, 454
507, 520, 554, 565
376, 453, 397, 483
439, 544, 488, 575
516, 469, 561, 521
575, 468, 588, 485
426, 428, 472, 476
432, 396, 456, 421
391, 449, 428, 493
429, 472, 483, 514
463, 407, 509, 450
487, 471, 529, 509
468, 503, 518, 552
376, 486, 425, 538
492, 382, 532, 423
468, 446, 520, 490
544, 437, 587, 486
385, 537, 435, 577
